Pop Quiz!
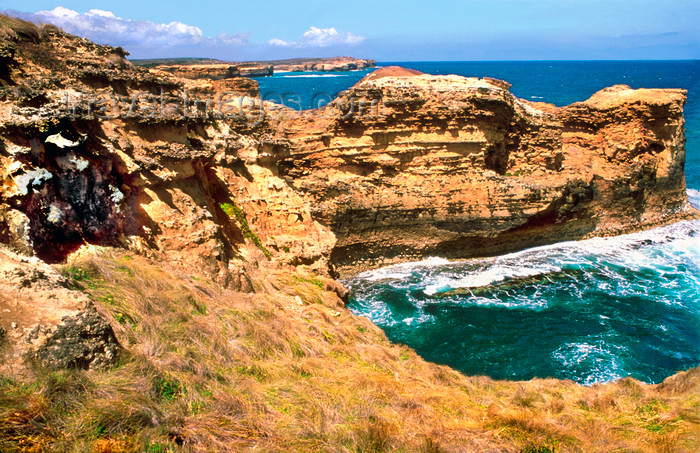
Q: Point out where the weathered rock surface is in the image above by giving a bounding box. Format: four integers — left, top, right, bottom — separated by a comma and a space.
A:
356, 65, 423, 82
136, 57, 375, 75
32, 305, 120, 370
152, 62, 274, 80
152, 63, 242, 80
275, 72, 697, 273
236, 64, 274, 77
0, 16, 334, 283
0, 247, 120, 375
149, 57, 374, 79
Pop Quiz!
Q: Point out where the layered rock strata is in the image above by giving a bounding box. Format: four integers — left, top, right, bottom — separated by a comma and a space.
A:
0, 17, 333, 283
275, 67, 697, 273
153, 63, 274, 79
149, 57, 375, 79
271, 57, 376, 72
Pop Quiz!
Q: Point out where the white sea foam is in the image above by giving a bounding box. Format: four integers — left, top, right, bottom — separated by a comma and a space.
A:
280, 74, 345, 78
350, 219, 700, 306
689, 188, 700, 209
422, 262, 559, 296
433, 220, 699, 296
356, 256, 451, 282
552, 339, 629, 385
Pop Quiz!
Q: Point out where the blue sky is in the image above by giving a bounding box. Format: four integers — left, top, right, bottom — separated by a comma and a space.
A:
3, 0, 698, 61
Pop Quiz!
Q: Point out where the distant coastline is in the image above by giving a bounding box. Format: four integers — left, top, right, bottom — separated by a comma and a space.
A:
131, 56, 376, 77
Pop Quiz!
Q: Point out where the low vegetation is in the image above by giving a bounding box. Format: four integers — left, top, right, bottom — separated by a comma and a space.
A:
220, 202, 272, 259
1, 250, 699, 451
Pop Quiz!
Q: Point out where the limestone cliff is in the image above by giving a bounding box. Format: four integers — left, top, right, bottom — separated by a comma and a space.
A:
0, 17, 333, 286
275, 67, 697, 273
0, 15, 696, 290
145, 57, 375, 80
271, 57, 376, 72
153, 63, 274, 79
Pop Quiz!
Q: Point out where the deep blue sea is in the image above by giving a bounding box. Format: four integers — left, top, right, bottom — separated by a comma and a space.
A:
259, 61, 700, 385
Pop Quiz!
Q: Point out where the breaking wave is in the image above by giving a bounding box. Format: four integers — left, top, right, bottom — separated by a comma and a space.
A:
688, 188, 700, 209
346, 220, 700, 384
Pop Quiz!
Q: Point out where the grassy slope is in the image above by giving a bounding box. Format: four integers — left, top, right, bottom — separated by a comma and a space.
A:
1, 250, 698, 452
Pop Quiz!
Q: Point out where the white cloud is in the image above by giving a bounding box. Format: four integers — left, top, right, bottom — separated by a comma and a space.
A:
7, 7, 249, 53
269, 26, 365, 48
86, 9, 116, 19
268, 38, 291, 47
215, 31, 249, 47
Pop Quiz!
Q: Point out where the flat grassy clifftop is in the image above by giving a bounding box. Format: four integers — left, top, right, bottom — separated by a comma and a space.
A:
1, 249, 698, 452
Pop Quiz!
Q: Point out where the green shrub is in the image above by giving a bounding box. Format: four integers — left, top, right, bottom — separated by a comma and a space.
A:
153, 376, 181, 401
219, 201, 271, 259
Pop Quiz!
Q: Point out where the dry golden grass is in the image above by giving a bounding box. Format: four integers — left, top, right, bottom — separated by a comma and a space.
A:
1, 249, 699, 452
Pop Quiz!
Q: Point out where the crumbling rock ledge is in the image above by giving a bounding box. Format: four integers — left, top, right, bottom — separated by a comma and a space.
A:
32, 305, 120, 370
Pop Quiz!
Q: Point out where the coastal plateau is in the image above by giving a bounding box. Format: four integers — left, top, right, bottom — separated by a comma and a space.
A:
134, 56, 377, 79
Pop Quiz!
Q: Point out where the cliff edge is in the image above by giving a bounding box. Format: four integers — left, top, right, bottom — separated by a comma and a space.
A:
1, 15, 696, 278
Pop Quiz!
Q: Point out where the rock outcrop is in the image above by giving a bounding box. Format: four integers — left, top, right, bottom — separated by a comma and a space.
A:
236, 64, 274, 77
0, 247, 120, 375
148, 57, 374, 79
152, 63, 242, 80
0, 15, 334, 286
275, 71, 697, 273
153, 63, 274, 79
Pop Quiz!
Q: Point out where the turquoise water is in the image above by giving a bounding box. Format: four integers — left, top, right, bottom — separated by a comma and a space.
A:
259, 61, 700, 384
345, 222, 700, 385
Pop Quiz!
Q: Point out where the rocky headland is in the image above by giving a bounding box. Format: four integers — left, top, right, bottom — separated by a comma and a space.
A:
1, 15, 698, 452
151, 62, 274, 79
276, 65, 696, 273
269, 56, 376, 72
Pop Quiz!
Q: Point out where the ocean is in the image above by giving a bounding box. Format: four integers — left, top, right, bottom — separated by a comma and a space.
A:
258, 61, 700, 385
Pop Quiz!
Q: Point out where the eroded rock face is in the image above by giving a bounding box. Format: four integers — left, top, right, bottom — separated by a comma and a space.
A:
0, 14, 696, 280
0, 16, 335, 280
272, 57, 376, 73
275, 73, 697, 273
152, 63, 242, 80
